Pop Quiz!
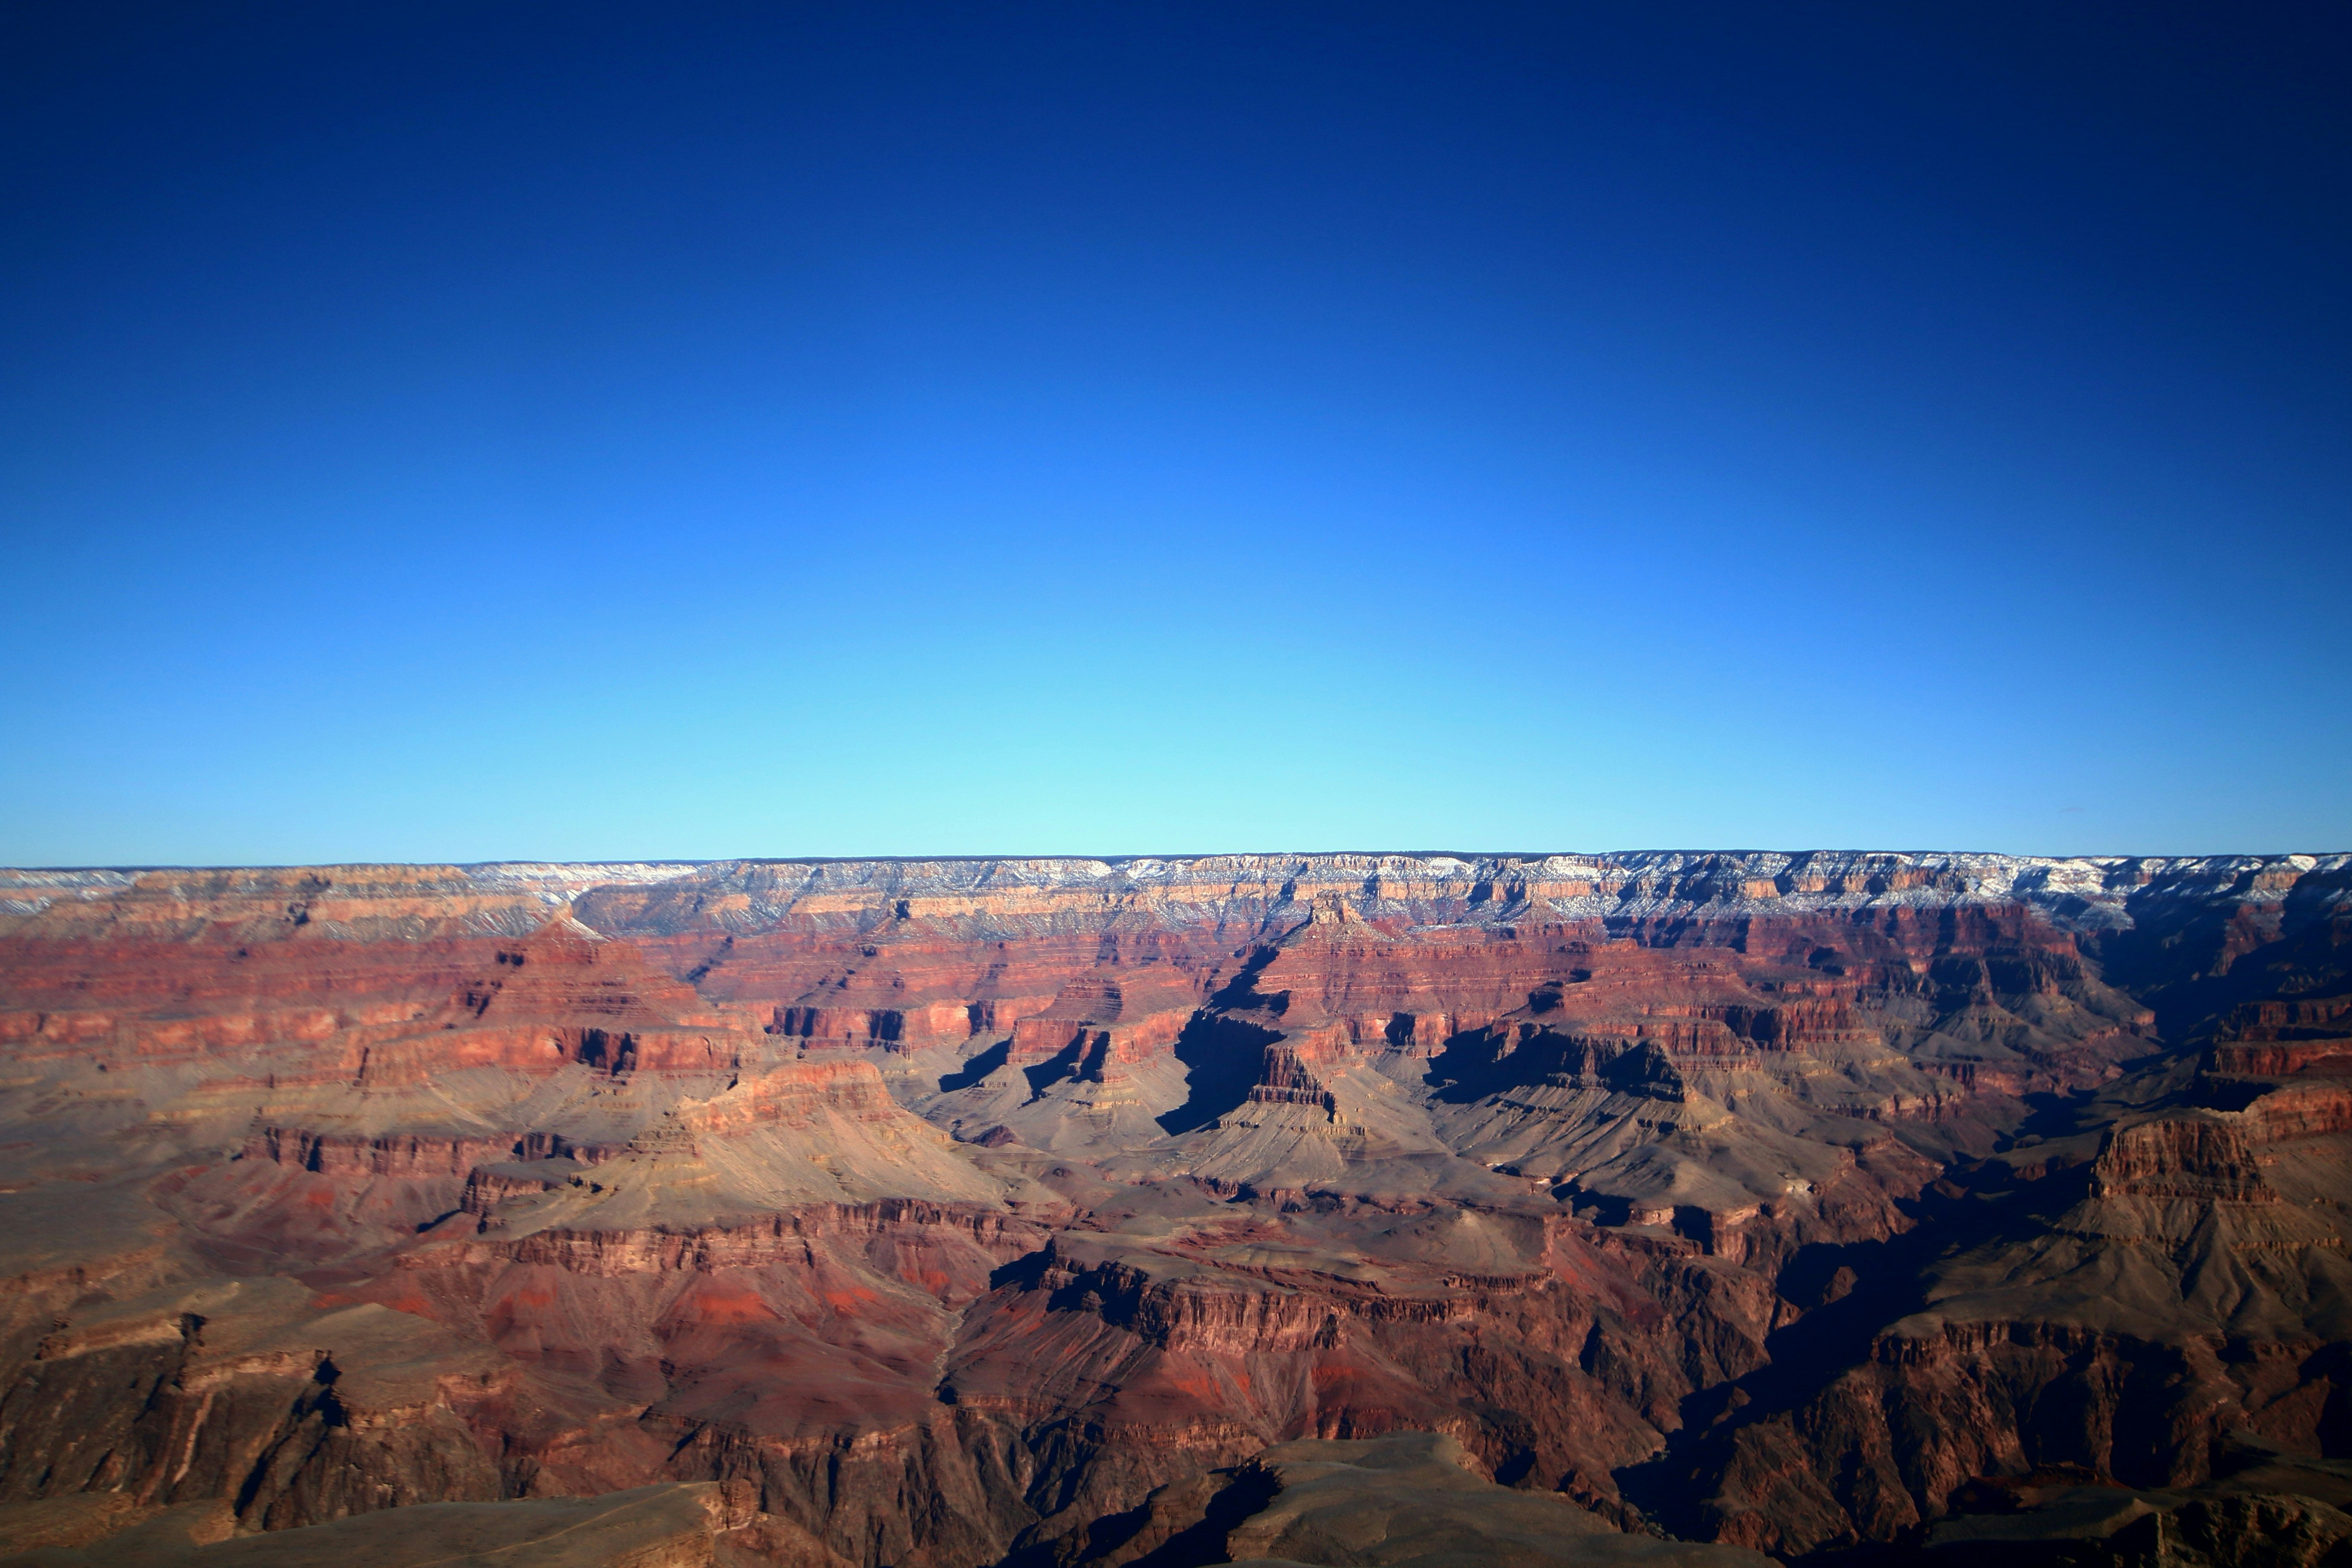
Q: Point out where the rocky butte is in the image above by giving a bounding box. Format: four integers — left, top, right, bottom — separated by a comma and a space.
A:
0, 851, 2346, 1567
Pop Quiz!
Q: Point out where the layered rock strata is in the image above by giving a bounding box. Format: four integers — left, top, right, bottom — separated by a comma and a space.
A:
0, 851, 2344, 1565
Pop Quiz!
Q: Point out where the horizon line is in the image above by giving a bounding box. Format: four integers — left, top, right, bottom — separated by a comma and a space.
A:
7, 846, 2346, 874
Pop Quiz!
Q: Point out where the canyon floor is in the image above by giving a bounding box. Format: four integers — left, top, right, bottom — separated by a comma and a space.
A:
0, 851, 2345, 1567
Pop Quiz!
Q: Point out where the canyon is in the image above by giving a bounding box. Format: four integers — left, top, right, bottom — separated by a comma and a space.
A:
0, 851, 2344, 1567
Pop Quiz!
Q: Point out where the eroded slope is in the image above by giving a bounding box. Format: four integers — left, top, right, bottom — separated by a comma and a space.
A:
0, 851, 2344, 1565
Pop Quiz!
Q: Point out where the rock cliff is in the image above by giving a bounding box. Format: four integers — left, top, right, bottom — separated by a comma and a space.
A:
0, 851, 2345, 1565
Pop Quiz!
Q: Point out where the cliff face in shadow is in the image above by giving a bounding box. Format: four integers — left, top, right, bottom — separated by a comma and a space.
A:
0, 851, 2344, 1565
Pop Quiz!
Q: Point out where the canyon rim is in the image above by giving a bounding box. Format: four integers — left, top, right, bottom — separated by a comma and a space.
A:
0, 850, 2344, 1565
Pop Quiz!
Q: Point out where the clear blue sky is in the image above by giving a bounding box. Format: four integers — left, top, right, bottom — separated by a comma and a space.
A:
5, 3, 2347, 865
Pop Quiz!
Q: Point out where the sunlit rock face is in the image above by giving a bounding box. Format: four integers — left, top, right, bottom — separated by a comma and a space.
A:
0, 851, 2345, 1565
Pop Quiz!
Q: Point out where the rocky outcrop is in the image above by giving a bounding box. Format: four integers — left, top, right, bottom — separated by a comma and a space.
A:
1057, 1430, 1774, 1568
2091, 1116, 2276, 1202
0, 1478, 842, 1565
0, 850, 2345, 1565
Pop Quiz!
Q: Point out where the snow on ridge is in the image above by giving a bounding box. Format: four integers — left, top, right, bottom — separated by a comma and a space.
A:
453, 849, 2346, 908
465, 862, 704, 888
0, 868, 138, 889
6, 854, 2340, 933
0, 853, 2333, 953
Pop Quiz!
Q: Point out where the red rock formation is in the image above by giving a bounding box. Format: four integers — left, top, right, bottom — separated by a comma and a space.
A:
0, 851, 2343, 1565
2091, 1115, 2278, 1201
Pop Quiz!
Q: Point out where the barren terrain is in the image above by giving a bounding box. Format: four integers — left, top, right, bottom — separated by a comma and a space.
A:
0, 851, 2345, 1565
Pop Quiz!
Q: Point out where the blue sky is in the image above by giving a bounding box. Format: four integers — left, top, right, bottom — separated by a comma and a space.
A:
5, 3, 2347, 864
